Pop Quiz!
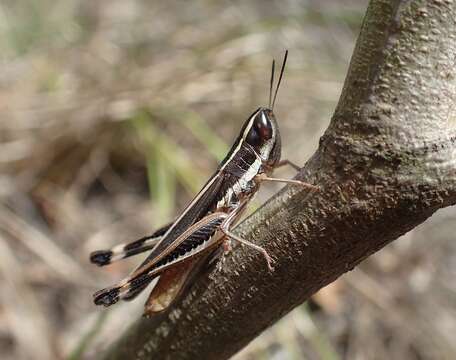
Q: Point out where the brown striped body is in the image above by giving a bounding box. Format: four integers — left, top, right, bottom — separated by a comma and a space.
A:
90, 51, 297, 315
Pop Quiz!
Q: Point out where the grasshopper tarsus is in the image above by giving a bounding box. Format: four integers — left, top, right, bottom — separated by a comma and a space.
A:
262, 250, 275, 272
93, 288, 120, 306
293, 180, 320, 192
220, 226, 275, 272
90, 250, 113, 267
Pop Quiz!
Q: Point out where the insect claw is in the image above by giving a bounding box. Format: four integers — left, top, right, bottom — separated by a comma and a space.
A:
296, 182, 319, 192
216, 256, 226, 272
262, 250, 275, 272
223, 239, 232, 253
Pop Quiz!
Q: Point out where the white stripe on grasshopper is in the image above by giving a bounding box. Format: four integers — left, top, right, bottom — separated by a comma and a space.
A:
217, 156, 262, 209
112, 243, 126, 255
216, 111, 276, 209
259, 112, 276, 161
109, 236, 162, 262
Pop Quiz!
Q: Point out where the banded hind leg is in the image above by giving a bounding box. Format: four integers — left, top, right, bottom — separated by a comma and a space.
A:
255, 173, 319, 191
90, 222, 173, 266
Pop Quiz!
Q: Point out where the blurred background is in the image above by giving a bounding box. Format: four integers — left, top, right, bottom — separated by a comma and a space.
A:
1, 1, 455, 359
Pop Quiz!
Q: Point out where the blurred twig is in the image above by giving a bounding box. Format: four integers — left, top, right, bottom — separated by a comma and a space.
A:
0, 235, 54, 359
0, 206, 90, 285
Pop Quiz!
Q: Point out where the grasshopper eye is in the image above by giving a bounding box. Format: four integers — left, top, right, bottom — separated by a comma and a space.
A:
245, 111, 273, 147
256, 114, 273, 140
246, 126, 261, 146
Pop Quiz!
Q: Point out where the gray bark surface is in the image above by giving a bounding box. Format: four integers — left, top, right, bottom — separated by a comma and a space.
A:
102, 0, 456, 358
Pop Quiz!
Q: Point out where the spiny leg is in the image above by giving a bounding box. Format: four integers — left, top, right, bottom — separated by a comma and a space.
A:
93, 272, 154, 306
219, 204, 275, 271
220, 227, 275, 271
255, 173, 319, 191
214, 238, 232, 272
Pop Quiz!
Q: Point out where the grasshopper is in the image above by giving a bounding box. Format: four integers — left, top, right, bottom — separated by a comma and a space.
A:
91, 51, 318, 315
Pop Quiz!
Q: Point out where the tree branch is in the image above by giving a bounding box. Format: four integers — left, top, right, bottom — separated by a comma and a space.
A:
102, 0, 456, 359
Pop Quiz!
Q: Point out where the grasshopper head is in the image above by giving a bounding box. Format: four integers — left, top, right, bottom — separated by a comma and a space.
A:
244, 107, 281, 168
247, 49, 287, 171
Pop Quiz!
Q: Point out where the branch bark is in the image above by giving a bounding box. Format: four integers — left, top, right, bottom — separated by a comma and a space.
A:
102, 0, 456, 359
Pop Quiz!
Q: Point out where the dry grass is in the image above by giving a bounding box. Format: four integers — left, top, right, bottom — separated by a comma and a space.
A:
0, 1, 455, 359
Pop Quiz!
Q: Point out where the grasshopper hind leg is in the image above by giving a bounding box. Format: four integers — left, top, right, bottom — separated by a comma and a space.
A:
93, 273, 159, 306
219, 201, 275, 271
123, 280, 154, 301
93, 287, 121, 307
90, 222, 173, 266
220, 227, 275, 271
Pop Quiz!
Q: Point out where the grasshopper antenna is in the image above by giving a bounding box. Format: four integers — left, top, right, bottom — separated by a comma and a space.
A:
272, 49, 288, 111
269, 59, 275, 109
